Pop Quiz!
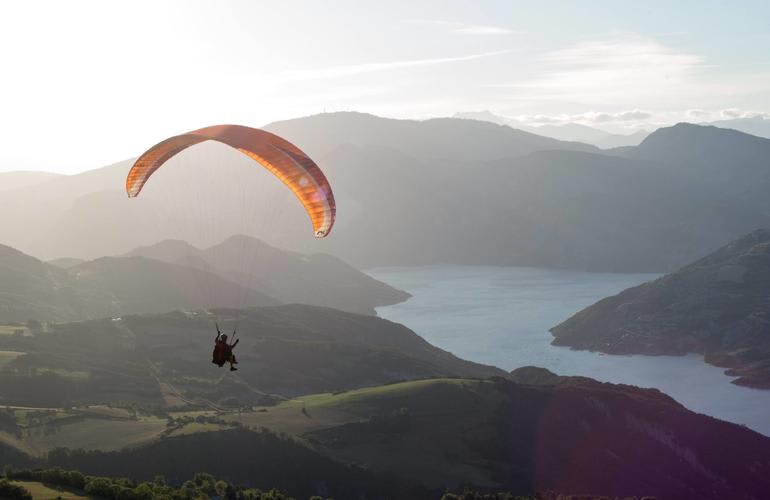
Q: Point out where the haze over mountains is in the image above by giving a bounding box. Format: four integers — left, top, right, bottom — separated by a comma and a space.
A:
2, 112, 770, 273
454, 110, 770, 144
700, 115, 770, 140
0, 171, 62, 191
0, 236, 406, 322
126, 235, 408, 314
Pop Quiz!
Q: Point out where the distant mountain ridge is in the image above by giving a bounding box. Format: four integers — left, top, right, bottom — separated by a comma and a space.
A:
702, 115, 770, 139
0, 233, 407, 322
126, 235, 409, 314
266, 111, 598, 160
550, 229, 770, 389
453, 110, 650, 148
627, 122, 770, 212
0, 241, 279, 323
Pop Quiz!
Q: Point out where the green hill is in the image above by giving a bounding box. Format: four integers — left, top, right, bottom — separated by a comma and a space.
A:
4, 375, 770, 499
0, 305, 505, 410
235, 376, 770, 499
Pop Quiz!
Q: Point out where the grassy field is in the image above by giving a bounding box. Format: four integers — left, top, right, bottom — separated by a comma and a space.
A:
36, 367, 90, 381
1, 377, 497, 485
22, 416, 167, 455
0, 325, 29, 336
222, 378, 492, 435
77, 405, 134, 419
167, 422, 229, 437
300, 378, 502, 489
11, 481, 89, 499
0, 429, 37, 456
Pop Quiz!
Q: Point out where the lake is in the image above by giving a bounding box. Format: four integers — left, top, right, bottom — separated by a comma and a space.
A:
369, 265, 770, 436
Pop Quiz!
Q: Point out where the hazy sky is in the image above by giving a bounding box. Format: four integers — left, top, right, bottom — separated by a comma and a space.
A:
1, 0, 769, 173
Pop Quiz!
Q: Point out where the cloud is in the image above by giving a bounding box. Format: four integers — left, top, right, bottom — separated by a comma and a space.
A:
486, 35, 709, 107
455, 25, 515, 35
613, 110, 653, 121
285, 50, 511, 81
512, 109, 653, 126
405, 19, 519, 35
718, 109, 770, 120
721, 108, 743, 119
685, 108, 770, 122
686, 109, 711, 119
514, 114, 566, 125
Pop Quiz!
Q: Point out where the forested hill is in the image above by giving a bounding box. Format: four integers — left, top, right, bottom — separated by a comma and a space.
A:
0, 305, 505, 408
2, 375, 769, 499
551, 229, 770, 388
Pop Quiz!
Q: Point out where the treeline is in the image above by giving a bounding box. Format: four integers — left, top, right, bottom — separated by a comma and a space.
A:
41, 429, 435, 499
4, 468, 303, 500
0, 478, 32, 500
441, 491, 655, 500
1, 470, 652, 500
441, 491, 532, 500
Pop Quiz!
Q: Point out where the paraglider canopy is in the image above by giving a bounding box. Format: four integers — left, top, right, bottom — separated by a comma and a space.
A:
126, 124, 336, 238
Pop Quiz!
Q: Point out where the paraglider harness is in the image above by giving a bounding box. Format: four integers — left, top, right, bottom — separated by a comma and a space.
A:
212, 323, 239, 368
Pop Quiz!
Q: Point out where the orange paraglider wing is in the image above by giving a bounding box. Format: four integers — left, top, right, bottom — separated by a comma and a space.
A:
126, 124, 336, 237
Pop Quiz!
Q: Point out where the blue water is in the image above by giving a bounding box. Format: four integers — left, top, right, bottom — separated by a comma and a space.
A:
369, 265, 770, 436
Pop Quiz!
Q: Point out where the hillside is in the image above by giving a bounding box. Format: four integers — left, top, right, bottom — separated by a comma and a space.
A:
0, 242, 279, 323
5, 430, 434, 500
5, 376, 769, 499
284, 376, 770, 499
0, 305, 506, 408
127, 235, 409, 315
71, 256, 279, 315
245, 142, 766, 270
628, 123, 770, 213
48, 257, 86, 269
550, 229, 770, 388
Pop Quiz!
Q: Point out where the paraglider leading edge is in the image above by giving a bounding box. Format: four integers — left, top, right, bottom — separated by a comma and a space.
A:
125, 124, 336, 238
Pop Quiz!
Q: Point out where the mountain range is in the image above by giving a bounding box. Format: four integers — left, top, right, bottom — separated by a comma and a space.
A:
125, 235, 408, 314
2, 112, 770, 273
0, 236, 406, 322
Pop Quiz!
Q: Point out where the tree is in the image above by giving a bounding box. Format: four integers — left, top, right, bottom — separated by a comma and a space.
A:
0, 479, 32, 500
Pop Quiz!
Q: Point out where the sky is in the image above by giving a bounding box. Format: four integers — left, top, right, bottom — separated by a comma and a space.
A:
1, 0, 769, 173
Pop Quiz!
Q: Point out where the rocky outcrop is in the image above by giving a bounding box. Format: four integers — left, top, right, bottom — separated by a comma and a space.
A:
550, 229, 770, 388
